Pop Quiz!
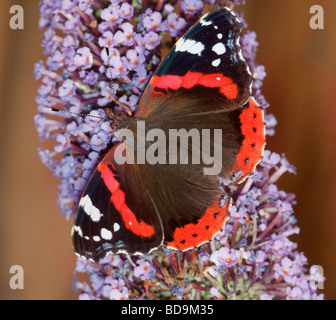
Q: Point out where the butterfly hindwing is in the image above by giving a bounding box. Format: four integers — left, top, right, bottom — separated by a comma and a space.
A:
72, 142, 231, 260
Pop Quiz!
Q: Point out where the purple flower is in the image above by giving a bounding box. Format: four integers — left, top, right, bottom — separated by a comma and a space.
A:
132, 68, 149, 90
105, 54, 128, 78
99, 277, 130, 300
54, 133, 70, 152
97, 253, 124, 267
260, 150, 281, 168
198, 252, 210, 263
64, 15, 81, 34
81, 70, 99, 86
101, 5, 122, 26
254, 89, 270, 109
37, 76, 55, 97
171, 284, 184, 298
62, 0, 76, 13
47, 53, 62, 72
109, 287, 129, 300
267, 183, 279, 198
114, 22, 135, 46
90, 131, 111, 151
81, 152, 99, 177
126, 48, 145, 71
78, 293, 92, 300
134, 261, 156, 280
265, 113, 277, 136
241, 31, 258, 60
74, 47, 93, 70
252, 65, 266, 89
78, 0, 94, 15
119, 94, 139, 112
276, 200, 294, 216
251, 250, 268, 266
268, 237, 286, 256
214, 224, 233, 244
137, 31, 161, 50
97, 82, 118, 106
98, 31, 115, 48
274, 257, 301, 283
34, 60, 45, 79
210, 247, 241, 267
63, 48, 77, 72
38, 148, 55, 170
63, 34, 79, 48
58, 79, 76, 100
74, 177, 87, 191
143, 9, 163, 32
80, 109, 106, 133
279, 154, 297, 175
34, 114, 62, 141
42, 29, 58, 55
229, 205, 247, 224
286, 286, 303, 300
209, 287, 223, 299
165, 13, 187, 37
180, 0, 204, 15
120, 2, 134, 19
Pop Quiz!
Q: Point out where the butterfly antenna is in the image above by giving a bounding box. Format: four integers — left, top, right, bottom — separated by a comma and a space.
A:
104, 46, 132, 116
49, 107, 108, 121
49, 47, 132, 121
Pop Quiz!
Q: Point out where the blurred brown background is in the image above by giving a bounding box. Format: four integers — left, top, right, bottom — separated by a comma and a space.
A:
0, 0, 335, 299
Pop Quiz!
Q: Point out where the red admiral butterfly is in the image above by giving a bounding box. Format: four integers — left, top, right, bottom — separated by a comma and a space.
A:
72, 8, 266, 262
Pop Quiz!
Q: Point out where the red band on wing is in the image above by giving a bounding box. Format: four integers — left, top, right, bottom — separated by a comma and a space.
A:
98, 163, 155, 238
167, 199, 230, 251
154, 74, 183, 90
151, 71, 238, 100
232, 97, 266, 183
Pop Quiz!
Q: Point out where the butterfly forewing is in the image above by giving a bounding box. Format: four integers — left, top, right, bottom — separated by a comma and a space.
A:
72, 143, 164, 261
135, 8, 252, 119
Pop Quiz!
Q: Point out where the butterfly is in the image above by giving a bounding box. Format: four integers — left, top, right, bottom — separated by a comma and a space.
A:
72, 7, 266, 262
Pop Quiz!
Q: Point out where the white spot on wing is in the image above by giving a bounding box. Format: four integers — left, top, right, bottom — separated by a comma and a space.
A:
212, 43, 226, 55
101, 228, 113, 240
80, 194, 103, 222
72, 226, 83, 237
175, 38, 205, 56
93, 235, 100, 242
200, 18, 212, 26
113, 223, 120, 232
217, 33, 223, 39
212, 58, 221, 67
